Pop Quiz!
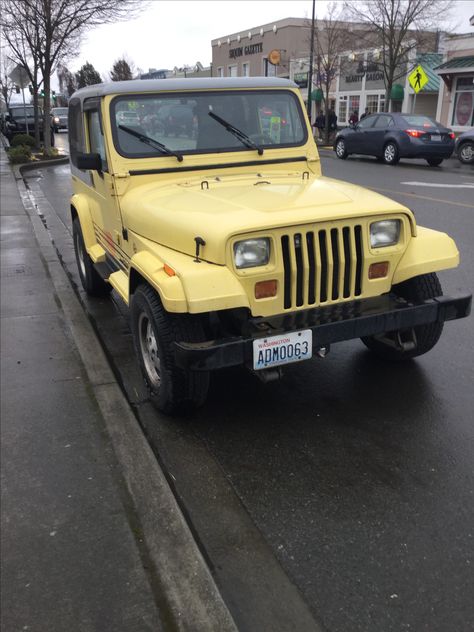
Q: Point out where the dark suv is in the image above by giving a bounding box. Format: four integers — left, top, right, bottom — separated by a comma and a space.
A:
2, 105, 54, 145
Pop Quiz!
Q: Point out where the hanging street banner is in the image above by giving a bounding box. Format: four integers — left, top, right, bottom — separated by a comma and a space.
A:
408, 65, 429, 93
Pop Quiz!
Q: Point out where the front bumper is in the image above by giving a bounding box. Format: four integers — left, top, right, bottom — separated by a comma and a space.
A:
174, 293, 471, 371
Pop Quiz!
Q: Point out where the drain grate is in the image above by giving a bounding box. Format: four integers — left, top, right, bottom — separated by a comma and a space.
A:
2, 265, 33, 277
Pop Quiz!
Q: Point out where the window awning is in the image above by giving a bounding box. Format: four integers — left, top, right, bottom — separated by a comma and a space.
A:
435, 56, 474, 90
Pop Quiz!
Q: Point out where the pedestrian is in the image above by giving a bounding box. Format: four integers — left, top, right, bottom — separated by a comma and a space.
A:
313, 110, 325, 140
328, 108, 337, 142
360, 107, 369, 120
349, 110, 359, 126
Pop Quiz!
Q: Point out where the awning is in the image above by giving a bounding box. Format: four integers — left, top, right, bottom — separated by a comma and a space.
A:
435, 56, 474, 90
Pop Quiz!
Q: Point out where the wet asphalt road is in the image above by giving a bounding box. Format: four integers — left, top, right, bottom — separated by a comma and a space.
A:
30, 133, 474, 632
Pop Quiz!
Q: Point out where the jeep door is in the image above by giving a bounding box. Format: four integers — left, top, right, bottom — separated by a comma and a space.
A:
83, 99, 129, 271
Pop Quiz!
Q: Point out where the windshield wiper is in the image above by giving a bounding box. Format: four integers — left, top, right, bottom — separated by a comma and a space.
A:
118, 125, 183, 162
208, 111, 263, 155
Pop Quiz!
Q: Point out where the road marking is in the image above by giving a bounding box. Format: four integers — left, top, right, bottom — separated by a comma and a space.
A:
400, 181, 474, 189
369, 186, 474, 209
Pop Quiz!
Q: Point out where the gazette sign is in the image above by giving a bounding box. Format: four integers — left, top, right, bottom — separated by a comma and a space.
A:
229, 42, 263, 59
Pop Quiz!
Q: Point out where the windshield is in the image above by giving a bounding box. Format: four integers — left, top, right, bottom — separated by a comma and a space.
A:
52, 108, 68, 115
401, 115, 438, 128
10, 106, 37, 118
111, 90, 306, 157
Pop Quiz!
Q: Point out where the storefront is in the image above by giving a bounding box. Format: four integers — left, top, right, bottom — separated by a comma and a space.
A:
436, 56, 474, 131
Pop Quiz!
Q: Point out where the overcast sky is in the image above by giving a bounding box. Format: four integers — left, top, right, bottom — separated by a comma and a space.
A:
72, 0, 474, 79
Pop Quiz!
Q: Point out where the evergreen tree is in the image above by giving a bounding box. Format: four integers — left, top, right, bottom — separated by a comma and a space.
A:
75, 62, 102, 88
110, 58, 134, 81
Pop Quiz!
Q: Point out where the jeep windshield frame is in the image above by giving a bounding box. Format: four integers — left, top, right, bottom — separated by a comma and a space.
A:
110, 89, 307, 159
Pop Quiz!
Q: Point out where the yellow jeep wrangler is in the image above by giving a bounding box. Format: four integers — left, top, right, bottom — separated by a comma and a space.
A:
68, 78, 471, 414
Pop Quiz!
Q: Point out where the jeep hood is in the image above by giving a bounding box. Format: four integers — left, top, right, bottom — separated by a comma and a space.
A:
121, 175, 412, 264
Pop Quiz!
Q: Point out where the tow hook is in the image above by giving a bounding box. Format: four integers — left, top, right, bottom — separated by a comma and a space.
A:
253, 367, 284, 383
316, 345, 330, 358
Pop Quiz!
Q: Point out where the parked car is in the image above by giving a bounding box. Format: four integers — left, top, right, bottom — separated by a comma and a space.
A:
454, 128, 474, 164
334, 113, 454, 166
68, 78, 470, 414
51, 107, 68, 132
116, 110, 140, 128
1, 104, 54, 146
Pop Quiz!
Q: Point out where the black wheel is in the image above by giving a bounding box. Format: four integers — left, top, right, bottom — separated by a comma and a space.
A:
458, 141, 474, 164
335, 138, 348, 159
362, 273, 444, 361
72, 217, 112, 296
383, 141, 399, 165
427, 158, 443, 167
131, 284, 210, 414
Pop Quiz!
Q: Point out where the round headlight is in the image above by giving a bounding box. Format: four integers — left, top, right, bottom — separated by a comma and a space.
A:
234, 238, 270, 269
370, 220, 401, 248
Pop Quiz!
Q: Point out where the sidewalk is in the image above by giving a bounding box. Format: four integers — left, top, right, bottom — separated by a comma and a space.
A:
0, 145, 236, 631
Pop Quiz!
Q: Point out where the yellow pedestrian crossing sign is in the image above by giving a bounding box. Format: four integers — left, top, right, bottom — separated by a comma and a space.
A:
408, 65, 429, 93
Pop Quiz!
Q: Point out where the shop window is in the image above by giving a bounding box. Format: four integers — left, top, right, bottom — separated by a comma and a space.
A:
366, 94, 385, 114
242, 63, 249, 77
338, 96, 348, 123
451, 76, 474, 127
228, 65, 238, 77
349, 95, 360, 115
217, 67, 224, 77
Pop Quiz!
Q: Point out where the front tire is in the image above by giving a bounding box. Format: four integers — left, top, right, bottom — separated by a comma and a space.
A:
335, 138, 348, 159
362, 273, 444, 361
72, 217, 111, 296
131, 284, 210, 414
458, 141, 474, 164
383, 141, 399, 165
427, 158, 443, 167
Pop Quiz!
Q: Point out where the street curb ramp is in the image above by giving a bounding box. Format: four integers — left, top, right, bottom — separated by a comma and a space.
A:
15, 162, 238, 632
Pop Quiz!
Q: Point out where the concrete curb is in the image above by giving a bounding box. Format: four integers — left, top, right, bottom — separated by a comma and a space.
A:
14, 162, 238, 632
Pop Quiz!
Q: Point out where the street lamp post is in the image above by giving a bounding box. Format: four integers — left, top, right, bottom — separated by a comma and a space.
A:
306, 0, 316, 119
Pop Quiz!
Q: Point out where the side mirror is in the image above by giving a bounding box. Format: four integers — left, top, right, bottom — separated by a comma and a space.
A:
77, 152, 102, 171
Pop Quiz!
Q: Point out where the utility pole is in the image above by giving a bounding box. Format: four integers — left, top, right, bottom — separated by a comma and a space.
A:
306, 0, 316, 119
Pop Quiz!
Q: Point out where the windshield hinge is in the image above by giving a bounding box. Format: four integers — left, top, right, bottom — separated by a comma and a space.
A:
112, 172, 130, 196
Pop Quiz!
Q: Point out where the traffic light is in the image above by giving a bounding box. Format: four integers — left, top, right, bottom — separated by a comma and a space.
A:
28, 85, 33, 95
52, 90, 56, 103
15, 85, 20, 94
40, 89, 45, 97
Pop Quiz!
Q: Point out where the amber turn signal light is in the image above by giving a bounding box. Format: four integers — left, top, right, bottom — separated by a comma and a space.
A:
164, 264, 176, 277
255, 279, 277, 299
368, 262, 389, 279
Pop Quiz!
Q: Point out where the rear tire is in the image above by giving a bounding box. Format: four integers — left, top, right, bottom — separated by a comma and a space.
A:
73, 217, 112, 296
383, 141, 399, 165
131, 284, 210, 414
427, 158, 443, 167
362, 273, 444, 361
335, 138, 348, 159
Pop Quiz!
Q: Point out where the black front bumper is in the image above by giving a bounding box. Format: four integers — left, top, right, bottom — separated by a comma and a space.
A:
174, 293, 471, 371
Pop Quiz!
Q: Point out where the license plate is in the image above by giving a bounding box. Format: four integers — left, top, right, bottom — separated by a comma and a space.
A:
253, 330, 312, 370
431, 134, 441, 142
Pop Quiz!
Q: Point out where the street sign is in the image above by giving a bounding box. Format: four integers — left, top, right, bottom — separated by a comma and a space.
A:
408, 65, 429, 93
9, 64, 29, 89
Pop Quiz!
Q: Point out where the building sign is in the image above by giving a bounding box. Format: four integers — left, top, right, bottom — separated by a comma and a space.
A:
229, 42, 263, 59
294, 72, 308, 88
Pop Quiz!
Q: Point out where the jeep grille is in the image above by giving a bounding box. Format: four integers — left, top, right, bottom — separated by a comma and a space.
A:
281, 225, 364, 308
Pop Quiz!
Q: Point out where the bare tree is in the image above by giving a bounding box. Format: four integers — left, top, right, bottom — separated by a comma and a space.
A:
344, 0, 452, 111
1, 16, 45, 147
0, 46, 16, 108
110, 58, 134, 81
311, 3, 351, 143
1, 0, 145, 152
57, 64, 77, 98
